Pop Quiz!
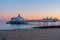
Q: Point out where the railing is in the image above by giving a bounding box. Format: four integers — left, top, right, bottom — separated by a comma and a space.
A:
28, 21, 60, 27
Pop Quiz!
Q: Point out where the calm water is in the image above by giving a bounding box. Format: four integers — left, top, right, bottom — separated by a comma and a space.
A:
0, 21, 36, 30
0, 21, 60, 30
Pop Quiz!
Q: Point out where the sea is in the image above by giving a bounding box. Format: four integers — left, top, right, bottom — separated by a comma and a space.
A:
0, 20, 60, 30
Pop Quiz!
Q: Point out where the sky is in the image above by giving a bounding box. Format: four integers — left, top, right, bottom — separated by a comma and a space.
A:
0, 0, 60, 20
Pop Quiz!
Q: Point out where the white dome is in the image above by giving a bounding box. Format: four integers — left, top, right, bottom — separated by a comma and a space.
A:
10, 14, 25, 21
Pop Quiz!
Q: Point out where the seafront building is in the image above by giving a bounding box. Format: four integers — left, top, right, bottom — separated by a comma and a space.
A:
7, 14, 28, 24
41, 17, 58, 22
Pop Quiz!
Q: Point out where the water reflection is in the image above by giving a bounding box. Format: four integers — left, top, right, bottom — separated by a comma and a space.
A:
0, 21, 60, 30
0, 21, 35, 30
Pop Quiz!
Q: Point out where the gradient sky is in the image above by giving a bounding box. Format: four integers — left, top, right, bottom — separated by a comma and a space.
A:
0, 0, 60, 20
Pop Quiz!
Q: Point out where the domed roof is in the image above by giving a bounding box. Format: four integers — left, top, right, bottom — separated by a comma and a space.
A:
16, 14, 23, 19
18, 14, 20, 17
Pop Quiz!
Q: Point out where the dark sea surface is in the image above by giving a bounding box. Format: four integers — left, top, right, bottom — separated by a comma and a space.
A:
0, 20, 60, 30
